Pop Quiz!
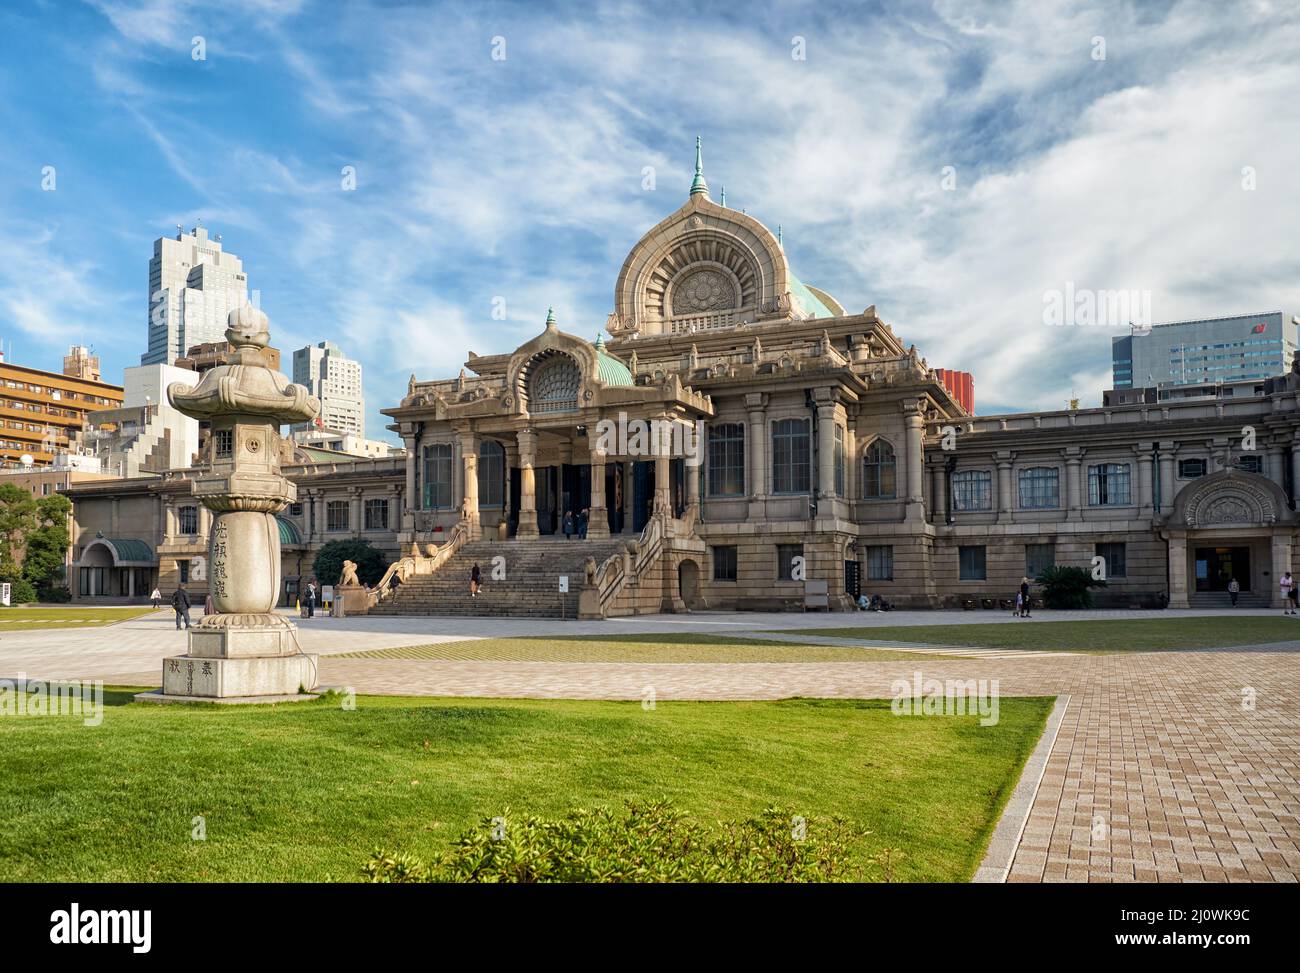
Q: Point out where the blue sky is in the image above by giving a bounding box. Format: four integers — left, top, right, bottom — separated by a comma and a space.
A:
1, 0, 1297, 440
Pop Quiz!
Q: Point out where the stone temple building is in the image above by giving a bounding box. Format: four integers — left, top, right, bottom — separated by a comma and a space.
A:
66, 145, 1300, 613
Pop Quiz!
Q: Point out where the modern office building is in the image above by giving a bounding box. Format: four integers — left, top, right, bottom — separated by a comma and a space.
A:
0, 348, 124, 467
143, 225, 249, 366
292, 341, 365, 437
291, 426, 402, 459
1111, 312, 1298, 390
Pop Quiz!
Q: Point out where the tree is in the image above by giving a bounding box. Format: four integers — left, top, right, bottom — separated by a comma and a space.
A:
0, 483, 39, 582
1035, 565, 1107, 609
312, 539, 387, 587
24, 493, 73, 597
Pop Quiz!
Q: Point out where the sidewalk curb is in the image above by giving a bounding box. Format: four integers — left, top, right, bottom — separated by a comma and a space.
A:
972, 693, 1070, 883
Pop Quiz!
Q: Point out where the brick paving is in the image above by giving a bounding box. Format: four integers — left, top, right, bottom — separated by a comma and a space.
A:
4, 607, 1297, 882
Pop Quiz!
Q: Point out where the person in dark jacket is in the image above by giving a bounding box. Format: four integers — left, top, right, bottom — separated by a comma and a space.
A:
1019, 577, 1033, 618
306, 581, 317, 618
171, 585, 192, 630
578, 507, 589, 539
562, 510, 575, 540
470, 563, 482, 597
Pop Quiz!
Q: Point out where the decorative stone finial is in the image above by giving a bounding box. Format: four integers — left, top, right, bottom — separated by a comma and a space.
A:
720, 185, 726, 207
226, 303, 270, 349
545, 307, 557, 329
689, 136, 709, 197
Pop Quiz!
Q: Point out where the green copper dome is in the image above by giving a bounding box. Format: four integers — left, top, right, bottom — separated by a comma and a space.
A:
593, 334, 633, 386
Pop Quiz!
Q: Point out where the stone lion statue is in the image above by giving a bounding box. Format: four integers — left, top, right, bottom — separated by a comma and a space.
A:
584, 556, 597, 586
339, 559, 360, 587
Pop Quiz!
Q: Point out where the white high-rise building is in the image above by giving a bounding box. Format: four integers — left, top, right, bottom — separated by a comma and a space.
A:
143, 225, 248, 366
292, 341, 365, 437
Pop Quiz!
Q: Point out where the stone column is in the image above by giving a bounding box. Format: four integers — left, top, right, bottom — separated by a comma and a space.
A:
1065, 449, 1084, 515
164, 501, 177, 542
931, 461, 948, 525
622, 461, 634, 533
745, 393, 767, 516
588, 449, 610, 539
1136, 443, 1154, 515
995, 451, 1013, 523
685, 451, 701, 514
460, 430, 479, 539
402, 434, 418, 532
654, 445, 671, 520
504, 442, 517, 523
1268, 446, 1285, 490
1291, 440, 1300, 508
1167, 535, 1189, 609
350, 487, 363, 537
904, 401, 925, 521
1271, 535, 1293, 609
815, 391, 836, 499
1157, 443, 1176, 512
517, 429, 538, 538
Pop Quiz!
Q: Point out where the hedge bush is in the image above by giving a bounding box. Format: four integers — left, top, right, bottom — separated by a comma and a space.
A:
363, 800, 884, 883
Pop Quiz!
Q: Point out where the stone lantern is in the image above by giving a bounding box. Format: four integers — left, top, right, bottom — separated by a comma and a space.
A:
138, 304, 322, 703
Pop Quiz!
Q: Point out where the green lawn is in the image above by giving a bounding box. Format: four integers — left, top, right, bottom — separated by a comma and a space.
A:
0, 689, 1052, 883
786, 616, 1300, 652
0, 607, 156, 630
336, 633, 952, 663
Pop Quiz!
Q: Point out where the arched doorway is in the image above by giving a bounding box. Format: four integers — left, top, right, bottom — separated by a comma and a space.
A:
678, 559, 700, 608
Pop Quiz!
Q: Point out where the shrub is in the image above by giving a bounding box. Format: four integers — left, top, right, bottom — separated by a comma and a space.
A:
38, 585, 73, 603
2, 577, 37, 605
363, 800, 876, 883
1035, 565, 1107, 608
312, 539, 387, 587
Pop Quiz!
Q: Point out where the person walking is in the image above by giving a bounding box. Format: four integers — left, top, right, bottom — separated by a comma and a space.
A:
170, 584, 192, 631
306, 580, 317, 618
1228, 577, 1241, 608
150, 586, 162, 609
562, 510, 575, 540
470, 562, 482, 597
1281, 572, 1295, 615
1020, 576, 1033, 618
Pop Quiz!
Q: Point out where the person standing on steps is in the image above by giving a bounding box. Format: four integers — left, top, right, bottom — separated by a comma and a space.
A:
562, 510, 575, 540
470, 562, 481, 597
1228, 577, 1240, 608
170, 584, 192, 630
578, 507, 589, 540
1281, 572, 1295, 615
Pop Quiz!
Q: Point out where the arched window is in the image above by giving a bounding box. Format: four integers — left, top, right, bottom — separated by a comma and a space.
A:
862, 440, 896, 499
952, 470, 993, 510
478, 440, 505, 507
771, 418, 811, 494
707, 423, 745, 497
529, 354, 580, 413
422, 444, 453, 509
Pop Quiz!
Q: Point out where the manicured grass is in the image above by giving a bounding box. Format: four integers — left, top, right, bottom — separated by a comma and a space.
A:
0, 688, 1052, 882
335, 633, 952, 663
0, 607, 156, 630
785, 616, 1300, 652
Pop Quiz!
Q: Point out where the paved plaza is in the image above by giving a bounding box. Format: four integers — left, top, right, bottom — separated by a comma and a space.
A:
3, 607, 1297, 882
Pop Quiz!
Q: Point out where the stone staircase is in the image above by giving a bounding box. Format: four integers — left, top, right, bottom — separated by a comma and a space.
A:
370, 537, 629, 618
1188, 591, 1271, 609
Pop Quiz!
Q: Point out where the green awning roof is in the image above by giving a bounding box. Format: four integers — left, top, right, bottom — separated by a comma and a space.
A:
276, 516, 303, 545
87, 537, 155, 565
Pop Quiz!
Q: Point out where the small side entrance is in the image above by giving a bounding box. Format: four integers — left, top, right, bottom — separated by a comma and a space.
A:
1193, 546, 1251, 591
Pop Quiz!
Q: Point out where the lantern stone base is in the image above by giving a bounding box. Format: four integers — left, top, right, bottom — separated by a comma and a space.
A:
133, 624, 321, 697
